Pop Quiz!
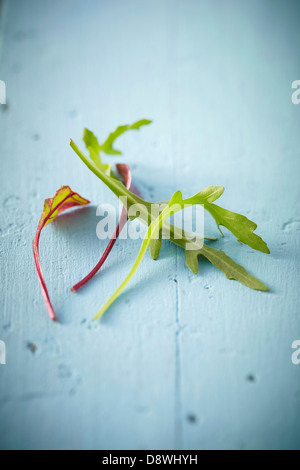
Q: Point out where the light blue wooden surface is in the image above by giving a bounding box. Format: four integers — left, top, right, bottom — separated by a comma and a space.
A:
0, 0, 299, 450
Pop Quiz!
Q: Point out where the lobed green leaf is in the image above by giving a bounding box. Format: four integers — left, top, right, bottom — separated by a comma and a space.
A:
185, 243, 269, 291
70, 122, 270, 319
204, 203, 270, 254
100, 119, 152, 155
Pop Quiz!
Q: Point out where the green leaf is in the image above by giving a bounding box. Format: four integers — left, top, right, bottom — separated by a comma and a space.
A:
92, 188, 268, 318
184, 186, 225, 204
83, 128, 101, 155
185, 244, 269, 291
82, 120, 151, 174
100, 119, 152, 155
71, 136, 270, 259
149, 237, 162, 260
204, 203, 270, 253
83, 128, 112, 175
70, 129, 270, 319
185, 249, 200, 274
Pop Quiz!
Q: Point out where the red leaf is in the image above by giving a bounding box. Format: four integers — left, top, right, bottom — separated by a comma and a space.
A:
33, 186, 90, 321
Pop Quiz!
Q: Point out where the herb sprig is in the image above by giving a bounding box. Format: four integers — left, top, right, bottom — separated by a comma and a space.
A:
70, 120, 270, 319
33, 120, 270, 321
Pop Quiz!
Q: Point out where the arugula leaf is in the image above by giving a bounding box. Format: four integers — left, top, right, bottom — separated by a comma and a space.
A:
70, 139, 269, 255
184, 186, 225, 204
70, 139, 153, 219
82, 119, 152, 175
101, 119, 152, 155
93, 190, 268, 319
70, 129, 270, 319
72, 138, 269, 256
83, 128, 112, 175
186, 244, 268, 290
204, 203, 270, 254
149, 232, 218, 261
182, 186, 269, 253
149, 237, 162, 260
33, 186, 90, 321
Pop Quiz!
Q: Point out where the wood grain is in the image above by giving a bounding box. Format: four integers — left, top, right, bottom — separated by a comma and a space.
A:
0, 0, 299, 450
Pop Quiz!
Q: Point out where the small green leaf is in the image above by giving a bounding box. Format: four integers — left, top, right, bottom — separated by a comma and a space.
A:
150, 237, 162, 260
100, 119, 152, 155
185, 249, 200, 274
204, 204, 270, 254
184, 186, 225, 204
83, 128, 101, 154
83, 128, 112, 175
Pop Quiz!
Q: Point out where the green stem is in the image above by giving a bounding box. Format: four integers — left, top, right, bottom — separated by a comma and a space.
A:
70, 140, 209, 250
70, 140, 149, 211
94, 204, 172, 319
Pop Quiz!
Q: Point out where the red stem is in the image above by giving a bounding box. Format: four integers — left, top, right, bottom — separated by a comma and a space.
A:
33, 191, 78, 322
33, 232, 57, 321
71, 208, 128, 292
71, 164, 139, 292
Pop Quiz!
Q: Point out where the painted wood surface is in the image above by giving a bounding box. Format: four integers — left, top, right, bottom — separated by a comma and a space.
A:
0, 0, 299, 450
